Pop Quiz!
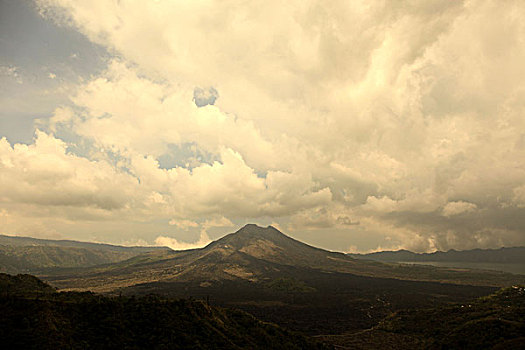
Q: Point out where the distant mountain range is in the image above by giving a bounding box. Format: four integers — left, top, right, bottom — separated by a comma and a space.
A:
0, 234, 168, 274
349, 247, 525, 264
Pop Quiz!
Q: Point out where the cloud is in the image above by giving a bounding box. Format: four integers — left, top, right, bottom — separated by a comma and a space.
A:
155, 216, 233, 250
441, 201, 478, 217
362, 191, 444, 214
168, 219, 199, 230
512, 185, 525, 208
288, 204, 359, 231
1, 0, 521, 251
0, 65, 20, 79
0, 131, 140, 213
155, 232, 211, 251
201, 216, 234, 231
0, 65, 22, 84
337, 216, 360, 226
362, 196, 399, 214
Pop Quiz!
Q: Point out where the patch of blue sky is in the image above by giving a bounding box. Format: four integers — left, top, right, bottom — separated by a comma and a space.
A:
157, 142, 220, 170
56, 128, 135, 177
254, 169, 268, 179
193, 87, 219, 107
0, 0, 109, 143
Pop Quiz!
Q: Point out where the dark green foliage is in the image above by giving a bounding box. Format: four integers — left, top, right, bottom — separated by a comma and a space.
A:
375, 286, 525, 349
266, 277, 316, 292
318, 286, 525, 349
0, 274, 327, 349
0, 273, 56, 296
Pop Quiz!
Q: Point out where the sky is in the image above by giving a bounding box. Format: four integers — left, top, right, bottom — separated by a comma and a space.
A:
1, 0, 524, 253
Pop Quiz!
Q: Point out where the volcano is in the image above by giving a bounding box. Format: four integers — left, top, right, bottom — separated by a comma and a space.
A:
39, 224, 519, 334
44, 224, 522, 293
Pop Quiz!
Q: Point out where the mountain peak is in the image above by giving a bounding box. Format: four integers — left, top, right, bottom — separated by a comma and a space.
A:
209, 224, 293, 253
236, 224, 279, 234
233, 224, 285, 240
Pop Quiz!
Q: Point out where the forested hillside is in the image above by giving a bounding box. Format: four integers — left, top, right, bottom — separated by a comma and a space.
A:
0, 273, 326, 350
319, 286, 525, 349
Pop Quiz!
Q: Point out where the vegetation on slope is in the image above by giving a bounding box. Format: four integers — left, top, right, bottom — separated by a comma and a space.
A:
378, 286, 525, 349
319, 286, 525, 349
0, 273, 56, 296
0, 234, 169, 274
0, 273, 326, 350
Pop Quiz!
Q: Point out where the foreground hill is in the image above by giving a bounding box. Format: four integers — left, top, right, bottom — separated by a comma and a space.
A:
0, 273, 325, 350
319, 286, 525, 349
40, 224, 524, 334
0, 273, 56, 295
0, 234, 168, 274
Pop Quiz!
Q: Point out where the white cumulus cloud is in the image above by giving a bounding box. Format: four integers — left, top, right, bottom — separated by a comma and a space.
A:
1, 0, 522, 252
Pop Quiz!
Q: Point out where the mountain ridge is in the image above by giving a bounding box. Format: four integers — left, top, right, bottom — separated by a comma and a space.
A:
350, 246, 525, 264
0, 234, 169, 274
0, 234, 168, 251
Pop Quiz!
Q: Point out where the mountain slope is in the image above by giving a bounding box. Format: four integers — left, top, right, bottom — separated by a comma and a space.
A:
0, 273, 56, 295
0, 234, 163, 251
0, 234, 169, 274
